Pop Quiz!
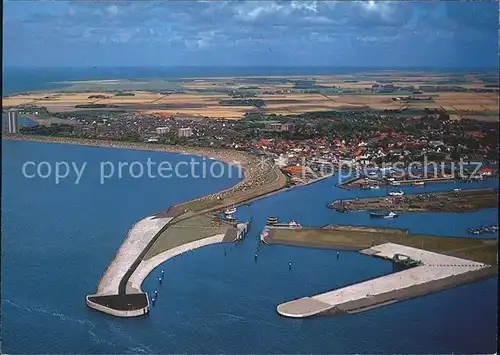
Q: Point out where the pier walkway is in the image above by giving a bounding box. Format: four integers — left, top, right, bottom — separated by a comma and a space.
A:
96, 215, 174, 296
127, 234, 226, 293
277, 243, 492, 318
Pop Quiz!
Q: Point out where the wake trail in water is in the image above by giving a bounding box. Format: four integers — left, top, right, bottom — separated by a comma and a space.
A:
2, 297, 117, 347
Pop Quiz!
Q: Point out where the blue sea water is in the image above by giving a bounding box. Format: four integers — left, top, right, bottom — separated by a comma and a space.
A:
1, 140, 498, 354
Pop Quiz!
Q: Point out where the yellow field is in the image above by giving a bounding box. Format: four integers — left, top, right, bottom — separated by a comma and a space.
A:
3, 73, 498, 119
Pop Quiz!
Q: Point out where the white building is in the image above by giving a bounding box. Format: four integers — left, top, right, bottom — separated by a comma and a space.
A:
178, 127, 193, 137
155, 127, 170, 135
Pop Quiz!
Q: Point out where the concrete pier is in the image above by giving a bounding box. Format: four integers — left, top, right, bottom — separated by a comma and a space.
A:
87, 211, 250, 317
277, 243, 493, 318
86, 214, 173, 316
96, 215, 174, 296
127, 234, 226, 293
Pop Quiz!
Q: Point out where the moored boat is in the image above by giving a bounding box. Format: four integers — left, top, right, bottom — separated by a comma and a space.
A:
413, 181, 425, 186
224, 206, 237, 220
388, 190, 404, 196
267, 216, 279, 225
370, 211, 399, 219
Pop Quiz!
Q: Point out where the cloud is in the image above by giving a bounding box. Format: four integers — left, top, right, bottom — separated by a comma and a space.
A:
3, 0, 498, 67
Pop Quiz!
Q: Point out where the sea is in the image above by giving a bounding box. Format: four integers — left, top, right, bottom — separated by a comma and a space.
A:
1, 67, 499, 354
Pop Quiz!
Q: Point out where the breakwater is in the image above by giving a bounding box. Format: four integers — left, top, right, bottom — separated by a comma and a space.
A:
263, 224, 497, 317
275, 241, 496, 318
73, 137, 287, 317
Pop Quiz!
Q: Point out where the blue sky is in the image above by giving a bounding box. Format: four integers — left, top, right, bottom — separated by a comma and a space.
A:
3, 1, 499, 68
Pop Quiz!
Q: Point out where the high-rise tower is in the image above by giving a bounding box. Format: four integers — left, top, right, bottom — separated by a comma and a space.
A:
7, 110, 19, 134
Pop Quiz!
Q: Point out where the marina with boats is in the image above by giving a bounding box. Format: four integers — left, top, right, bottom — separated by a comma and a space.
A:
468, 225, 499, 235
329, 187, 498, 213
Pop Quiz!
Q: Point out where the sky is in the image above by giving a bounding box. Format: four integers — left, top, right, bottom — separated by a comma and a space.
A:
3, 0, 499, 68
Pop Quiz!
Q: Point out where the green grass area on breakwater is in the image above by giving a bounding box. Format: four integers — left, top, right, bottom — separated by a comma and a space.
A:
268, 226, 498, 265
145, 215, 232, 259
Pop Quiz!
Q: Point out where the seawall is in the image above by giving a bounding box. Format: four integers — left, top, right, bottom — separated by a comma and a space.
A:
276, 243, 495, 318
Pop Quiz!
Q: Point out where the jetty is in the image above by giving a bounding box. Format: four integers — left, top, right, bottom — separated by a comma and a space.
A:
329, 188, 499, 213
86, 158, 287, 317
277, 243, 494, 317
262, 225, 497, 317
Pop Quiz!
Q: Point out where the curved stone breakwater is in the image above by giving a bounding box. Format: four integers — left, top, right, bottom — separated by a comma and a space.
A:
262, 225, 497, 318
86, 214, 175, 317
277, 243, 495, 318
15, 135, 289, 317
5, 135, 289, 317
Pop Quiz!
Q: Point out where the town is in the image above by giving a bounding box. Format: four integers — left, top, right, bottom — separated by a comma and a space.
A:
8, 104, 498, 182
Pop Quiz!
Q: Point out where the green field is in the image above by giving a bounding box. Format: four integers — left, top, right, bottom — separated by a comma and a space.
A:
270, 226, 498, 265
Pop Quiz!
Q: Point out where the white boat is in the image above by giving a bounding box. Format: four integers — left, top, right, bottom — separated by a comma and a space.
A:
453, 188, 462, 192
224, 206, 237, 220
388, 190, 404, 196
370, 186, 380, 190
370, 211, 399, 219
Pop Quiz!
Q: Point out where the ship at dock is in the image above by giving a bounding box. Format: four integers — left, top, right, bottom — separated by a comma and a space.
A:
266, 216, 301, 228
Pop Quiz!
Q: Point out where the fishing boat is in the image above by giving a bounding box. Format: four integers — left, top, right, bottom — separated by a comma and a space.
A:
369, 211, 399, 219
413, 181, 425, 186
388, 190, 404, 196
370, 185, 380, 190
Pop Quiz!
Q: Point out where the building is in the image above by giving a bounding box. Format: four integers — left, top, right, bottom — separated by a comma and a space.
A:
265, 122, 295, 132
178, 127, 193, 138
6, 110, 19, 134
155, 127, 170, 135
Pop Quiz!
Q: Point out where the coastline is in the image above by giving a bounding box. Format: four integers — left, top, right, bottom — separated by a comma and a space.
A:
5, 134, 289, 317
2, 134, 255, 168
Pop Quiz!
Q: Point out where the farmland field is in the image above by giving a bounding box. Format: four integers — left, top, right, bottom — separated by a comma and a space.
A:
3, 71, 498, 120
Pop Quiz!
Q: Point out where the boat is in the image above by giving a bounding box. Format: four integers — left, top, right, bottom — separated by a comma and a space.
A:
468, 225, 498, 235
267, 216, 279, 225
224, 206, 237, 220
388, 190, 404, 196
369, 211, 399, 219
224, 207, 236, 215
453, 188, 462, 192
370, 186, 380, 190
413, 181, 425, 186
